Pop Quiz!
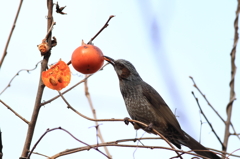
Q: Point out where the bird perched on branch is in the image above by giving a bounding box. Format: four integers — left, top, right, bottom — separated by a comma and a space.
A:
104, 56, 220, 159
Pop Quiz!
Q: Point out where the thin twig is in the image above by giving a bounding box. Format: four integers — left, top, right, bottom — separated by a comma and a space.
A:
27, 127, 110, 159
230, 132, 240, 137
189, 76, 225, 123
0, 100, 29, 124
40, 63, 109, 106
87, 15, 115, 44
189, 76, 240, 141
20, 1, 54, 158
115, 137, 162, 143
84, 76, 111, 158
0, 129, 2, 159
49, 141, 211, 159
112, 137, 233, 158
208, 147, 240, 158
229, 123, 240, 140
226, 148, 240, 158
223, 0, 239, 154
191, 92, 224, 149
67, 60, 71, 65
45, 21, 56, 40
0, 60, 42, 95
66, 16, 114, 66
133, 131, 146, 159
0, 0, 24, 69
31, 151, 50, 158
57, 91, 183, 158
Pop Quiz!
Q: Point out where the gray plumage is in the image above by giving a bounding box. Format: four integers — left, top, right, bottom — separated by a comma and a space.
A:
105, 57, 220, 159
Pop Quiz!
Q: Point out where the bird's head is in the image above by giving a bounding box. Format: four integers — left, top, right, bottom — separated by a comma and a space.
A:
104, 56, 142, 81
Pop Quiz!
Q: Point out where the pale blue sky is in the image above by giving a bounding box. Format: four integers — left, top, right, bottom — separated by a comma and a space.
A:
0, 0, 239, 159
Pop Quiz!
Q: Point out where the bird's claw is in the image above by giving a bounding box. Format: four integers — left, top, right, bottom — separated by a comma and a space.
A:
124, 117, 130, 125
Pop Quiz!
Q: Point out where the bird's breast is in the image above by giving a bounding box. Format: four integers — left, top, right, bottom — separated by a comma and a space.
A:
120, 82, 156, 124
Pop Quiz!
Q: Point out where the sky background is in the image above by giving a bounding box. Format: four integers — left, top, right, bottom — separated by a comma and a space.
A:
0, 0, 240, 158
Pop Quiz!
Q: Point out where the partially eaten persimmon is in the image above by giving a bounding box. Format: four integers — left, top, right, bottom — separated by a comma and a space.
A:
42, 60, 71, 90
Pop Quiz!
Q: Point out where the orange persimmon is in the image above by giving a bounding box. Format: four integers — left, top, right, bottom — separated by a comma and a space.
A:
71, 42, 104, 74
42, 60, 71, 90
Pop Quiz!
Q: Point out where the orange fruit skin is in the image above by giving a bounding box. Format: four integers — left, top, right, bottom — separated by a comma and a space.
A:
71, 44, 104, 74
42, 60, 71, 90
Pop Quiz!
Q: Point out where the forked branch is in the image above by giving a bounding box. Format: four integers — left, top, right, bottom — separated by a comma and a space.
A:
58, 91, 191, 159
191, 92, 224, 149
223, 0, 239, 154
84, 77, 111, 157
20, 0, 54, 158
88, 15, 115, 44
27, 127, 110, 159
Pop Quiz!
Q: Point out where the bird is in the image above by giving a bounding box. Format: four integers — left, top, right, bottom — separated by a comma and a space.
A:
104, 56, 220, 159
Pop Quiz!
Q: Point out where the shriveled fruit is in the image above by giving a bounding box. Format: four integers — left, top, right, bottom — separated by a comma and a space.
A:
71, 43, 104, 74
38, 39, 50, 56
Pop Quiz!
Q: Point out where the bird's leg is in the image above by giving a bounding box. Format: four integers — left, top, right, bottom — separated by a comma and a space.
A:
135, 130, 138, 139
133, 122, 140, 130
138, 140, 145, 146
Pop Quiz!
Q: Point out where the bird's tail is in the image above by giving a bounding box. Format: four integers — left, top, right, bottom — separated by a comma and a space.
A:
181, 132, 221, 159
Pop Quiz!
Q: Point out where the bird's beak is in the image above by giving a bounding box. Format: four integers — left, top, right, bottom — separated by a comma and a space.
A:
104, 56, 115, 66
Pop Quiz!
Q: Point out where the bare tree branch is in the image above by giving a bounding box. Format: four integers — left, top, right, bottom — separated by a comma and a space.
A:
0, 129, 2, 159
45, 21, 56, 40
49, 140, 216, 159
189, 76, 240, 141
230, 132, 240, 137
27, 127, 110, 159
31, 151, 50, 158
0, 0, 24, 69
0, 100, 29, 124
84, 77, 112, 158
88, 15, 115, 44
226, 148, 240, 158
208, 148, 240, 158
223, 0, 239, 155
191, 92, 224, 149
189, 76, 225, 123
20, 1, 54, 158
0, 60, 42, 95
57, 91, 184, 158
229, 123, 240, 140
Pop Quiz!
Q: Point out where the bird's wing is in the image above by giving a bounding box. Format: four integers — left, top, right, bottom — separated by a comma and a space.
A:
141, 81, 183, 135
141, 82, 221, 159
